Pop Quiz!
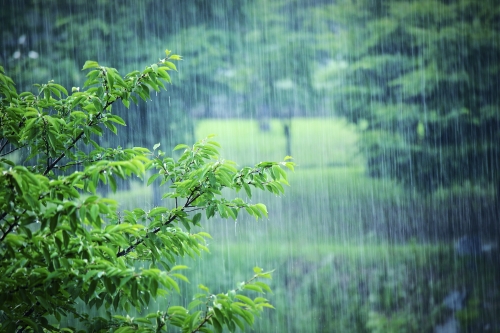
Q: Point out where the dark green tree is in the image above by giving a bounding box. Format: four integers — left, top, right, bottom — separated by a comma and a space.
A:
318, 0, 500, 198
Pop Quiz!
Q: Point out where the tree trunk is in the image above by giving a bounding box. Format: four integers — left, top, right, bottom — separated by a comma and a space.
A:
284, 123, 291, 157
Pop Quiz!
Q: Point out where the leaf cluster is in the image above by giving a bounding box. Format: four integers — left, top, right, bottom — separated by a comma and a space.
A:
0, 51, 294, 332
112, 267, 275, 333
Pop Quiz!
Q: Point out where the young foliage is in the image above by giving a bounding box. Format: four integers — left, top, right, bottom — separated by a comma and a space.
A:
0, 51, 293, 332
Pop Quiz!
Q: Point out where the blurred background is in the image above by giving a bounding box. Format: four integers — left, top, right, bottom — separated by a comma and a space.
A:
1, 0, 499, 332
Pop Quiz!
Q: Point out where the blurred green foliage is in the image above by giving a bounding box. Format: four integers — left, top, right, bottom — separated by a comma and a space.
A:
316, 0, 500, 195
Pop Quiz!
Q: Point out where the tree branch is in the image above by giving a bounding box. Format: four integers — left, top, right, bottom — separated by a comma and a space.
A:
42, 77, 123, 175
15, 302, 38, 333
0, 210, 25, 242
0, 138, 8, 154
192, 313, 213, 333
0, 144, 27, 157
116, 213, 175, 257
116, 191, 203, 257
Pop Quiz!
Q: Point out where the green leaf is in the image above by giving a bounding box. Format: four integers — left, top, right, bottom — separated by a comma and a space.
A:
254, 281, 272, 293
206, 204, 216, 219
242, 182, 252, 198
147, 173, 160, 186
232, 316, 246, 331
197, 231, 212, 239
107, 115, 126, 126
192, 212, 202, 225
82, 60, 99, 70
149, 206, 168, 215
108, 174, 117, 192
149, 278, 158, 298
49, 215, 58, 233
243, 284, 263, 293
198, 284, 209, 293
186, 311, 201, 331
135, 317, 152, 324
211, 317, 222, 333
253, 267, 263, 274
106, 70, 115, 89
167, 306, 188, 315
254, 204, 268, 218
20, 317, 40, 331
164, 61, 177, 71
165, 275, 180, 293
122, 98, 130, 108
235, 295, 255, 308
188, 300, 204, 311
50, 83, 68, 96
62, 230, 70, 248
171, 273, 189, 283
171, 265, 189, 271
114, 327, 136, 333
96, 245, 117, 261
173, 143, 189, 151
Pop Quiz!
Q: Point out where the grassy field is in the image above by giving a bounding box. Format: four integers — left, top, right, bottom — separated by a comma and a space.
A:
195, 117, 363, 168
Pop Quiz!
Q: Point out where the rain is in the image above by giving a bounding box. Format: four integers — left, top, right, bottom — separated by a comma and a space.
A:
1, 0, 499, 332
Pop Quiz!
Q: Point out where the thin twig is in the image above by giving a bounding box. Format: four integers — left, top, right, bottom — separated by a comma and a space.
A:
0, 139, 8, 154
0, 144, 27, 157
0, 211, 24, 241
116, 191, 202, 257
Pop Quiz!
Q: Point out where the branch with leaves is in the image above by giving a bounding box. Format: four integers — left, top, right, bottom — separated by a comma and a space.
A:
0, 51, 293, 333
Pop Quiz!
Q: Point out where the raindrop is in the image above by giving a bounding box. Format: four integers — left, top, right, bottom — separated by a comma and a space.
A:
28, 51, 39, 59
18, 34, 26, 45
